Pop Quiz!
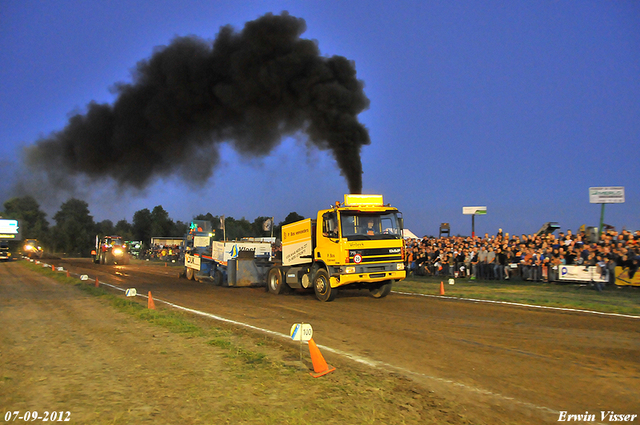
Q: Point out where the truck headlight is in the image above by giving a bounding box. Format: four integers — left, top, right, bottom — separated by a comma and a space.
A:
345, 266, 356, 274
396, 263, 405, 270
113, 248, 123, 256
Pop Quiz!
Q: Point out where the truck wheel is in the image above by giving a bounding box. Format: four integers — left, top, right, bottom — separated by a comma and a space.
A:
267, 267, 288, 294
314, 269, 336, 302
369, 281, 392, 298
186, 268, 195, 280
99, 253, 105, 265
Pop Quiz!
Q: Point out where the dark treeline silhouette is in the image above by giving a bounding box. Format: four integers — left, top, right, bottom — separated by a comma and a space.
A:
1, 196, 302, 257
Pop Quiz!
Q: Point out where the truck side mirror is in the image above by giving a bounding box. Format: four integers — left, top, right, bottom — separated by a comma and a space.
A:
398, 217, 404, 230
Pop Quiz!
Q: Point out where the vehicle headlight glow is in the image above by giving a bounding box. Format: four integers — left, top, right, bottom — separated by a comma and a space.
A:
396, 263, 405, 270
345, 266, 356, 274
113, 248, 123, 256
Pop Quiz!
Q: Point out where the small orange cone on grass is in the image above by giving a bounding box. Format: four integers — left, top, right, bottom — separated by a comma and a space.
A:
95, 277, 99, 288
439, 281, 445, 295
308, 338, 335, 378
148, 291, 156, 310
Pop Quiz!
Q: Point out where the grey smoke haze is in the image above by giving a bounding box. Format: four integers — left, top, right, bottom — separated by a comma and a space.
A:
24, 12, 370, 195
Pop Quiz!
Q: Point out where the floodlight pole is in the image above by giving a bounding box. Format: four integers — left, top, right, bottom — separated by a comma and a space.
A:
472, 214, 475, 238
598, 203, 605, 240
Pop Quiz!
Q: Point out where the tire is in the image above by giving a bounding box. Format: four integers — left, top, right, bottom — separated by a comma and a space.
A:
369, 280, 393, 298
185, 267, 195, 280
99, 253, 105, 265
267, 267, 288, 295
313, 269, 336, 302
213, 270, 223, 286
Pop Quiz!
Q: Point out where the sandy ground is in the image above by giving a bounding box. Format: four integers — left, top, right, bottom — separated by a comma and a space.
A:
2, 259, 639, 424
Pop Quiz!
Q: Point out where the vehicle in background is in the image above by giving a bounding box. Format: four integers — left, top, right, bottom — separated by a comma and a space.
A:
0, 242, 11, 261
126, 240, 143, 259
22, 239, 43, 259
92, 235, 130, 265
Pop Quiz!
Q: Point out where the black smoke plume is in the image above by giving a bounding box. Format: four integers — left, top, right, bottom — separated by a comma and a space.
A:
24, 12, 370, 194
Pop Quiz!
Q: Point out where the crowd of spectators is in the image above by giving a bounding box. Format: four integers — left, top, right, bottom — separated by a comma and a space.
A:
404, 228, 640, 286
140, 244, 183, 262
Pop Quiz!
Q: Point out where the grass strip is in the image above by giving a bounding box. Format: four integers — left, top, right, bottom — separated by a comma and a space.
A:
396, 275, 640, 316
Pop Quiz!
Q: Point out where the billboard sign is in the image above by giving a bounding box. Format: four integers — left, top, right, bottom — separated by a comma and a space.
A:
559, 265, 607, 283
589, 187, 625, 204
462, 206, 487, 215
0, 219, 21, 240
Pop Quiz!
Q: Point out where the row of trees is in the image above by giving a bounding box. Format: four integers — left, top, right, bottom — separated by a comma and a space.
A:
1, 196, 304, 257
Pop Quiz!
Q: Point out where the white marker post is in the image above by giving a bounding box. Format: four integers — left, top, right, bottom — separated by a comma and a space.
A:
290, 323, 313, 361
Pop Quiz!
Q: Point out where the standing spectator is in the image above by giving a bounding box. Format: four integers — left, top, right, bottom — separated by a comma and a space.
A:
478, 245, 488, 280
486, 246, 496, 280
495, 248, 507, 281
470, 247, 479, 280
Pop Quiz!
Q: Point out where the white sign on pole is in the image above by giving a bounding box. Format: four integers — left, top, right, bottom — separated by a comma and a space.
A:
290, 323, 313, 341
462, 206, 487, 215
589, 187, 625, 204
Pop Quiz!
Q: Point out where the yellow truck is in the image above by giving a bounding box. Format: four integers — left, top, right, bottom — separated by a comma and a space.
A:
268, 194, 406, 301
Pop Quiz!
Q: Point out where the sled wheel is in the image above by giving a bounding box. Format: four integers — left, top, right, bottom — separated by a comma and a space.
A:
369, 280, 393, 298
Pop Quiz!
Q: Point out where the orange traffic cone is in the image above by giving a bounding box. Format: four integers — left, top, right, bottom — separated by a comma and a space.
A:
439, 281, 445, 295
66, 270, 70, 278
308, 338, 335, 378
52, 265, 55, 271
148, 291, 156, 310
95, 277, 100, 288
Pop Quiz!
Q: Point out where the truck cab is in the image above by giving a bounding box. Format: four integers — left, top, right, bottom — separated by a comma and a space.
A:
271, 194, 406, 301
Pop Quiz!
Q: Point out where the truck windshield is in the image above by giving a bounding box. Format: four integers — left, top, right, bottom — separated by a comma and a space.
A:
340, 212, 402, 241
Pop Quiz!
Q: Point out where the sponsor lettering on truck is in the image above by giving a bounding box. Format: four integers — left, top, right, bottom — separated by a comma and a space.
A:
267, 194, 406, 301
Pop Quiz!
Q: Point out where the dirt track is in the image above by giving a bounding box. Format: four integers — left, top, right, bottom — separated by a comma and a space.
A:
3, 259, 639, 423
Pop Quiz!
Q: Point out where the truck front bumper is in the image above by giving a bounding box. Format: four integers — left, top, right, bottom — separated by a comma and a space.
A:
331, 267, 406, 288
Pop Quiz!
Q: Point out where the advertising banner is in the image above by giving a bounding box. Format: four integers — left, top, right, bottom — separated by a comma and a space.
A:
212, 241, 272, 265
184, 254, 201, 270
559, 265, 607, 283
614, 267, 640, 287
0, 219, 21, 240
589, 187, 625, 204
462, 206, 487, 215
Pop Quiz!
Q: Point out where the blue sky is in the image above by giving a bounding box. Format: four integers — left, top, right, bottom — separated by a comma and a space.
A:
1, 1, 638, 237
